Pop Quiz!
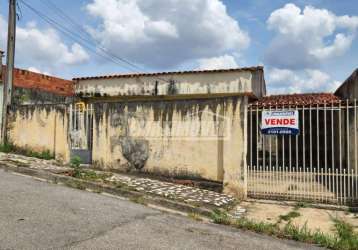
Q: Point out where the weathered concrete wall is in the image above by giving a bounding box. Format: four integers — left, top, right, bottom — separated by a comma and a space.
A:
75, 68, 265, 99
13, 87, 73, 105
91, 96, 248, 197
8, 105, 70, 162
335, 69, 358, 100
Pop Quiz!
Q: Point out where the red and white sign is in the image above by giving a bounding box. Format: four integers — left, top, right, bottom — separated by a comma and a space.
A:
261, 111, 299, 135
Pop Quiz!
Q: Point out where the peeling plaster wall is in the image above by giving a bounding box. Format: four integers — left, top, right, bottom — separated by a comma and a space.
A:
8, 105, 70, 162
91, 96, 248, 197
76, 70, 265, 98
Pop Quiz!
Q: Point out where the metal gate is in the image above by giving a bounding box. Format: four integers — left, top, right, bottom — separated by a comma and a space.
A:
69, 103, 93, 164
247, 100, 358, 205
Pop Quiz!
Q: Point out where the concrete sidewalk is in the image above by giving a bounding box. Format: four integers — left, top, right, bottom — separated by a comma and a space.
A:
0, 152, 236, 209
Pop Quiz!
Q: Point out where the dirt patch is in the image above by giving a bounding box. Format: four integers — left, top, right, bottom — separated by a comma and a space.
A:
240, 201, 358, 235
241, 201, 291, 224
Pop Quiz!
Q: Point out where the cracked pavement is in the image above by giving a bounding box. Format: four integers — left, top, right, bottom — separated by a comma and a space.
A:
0, 169, 323, 249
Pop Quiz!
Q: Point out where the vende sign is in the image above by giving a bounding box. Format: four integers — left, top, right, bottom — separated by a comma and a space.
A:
261, 110, 299, 135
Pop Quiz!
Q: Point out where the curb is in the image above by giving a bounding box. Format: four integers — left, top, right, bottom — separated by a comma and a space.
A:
0, 164, 213, 217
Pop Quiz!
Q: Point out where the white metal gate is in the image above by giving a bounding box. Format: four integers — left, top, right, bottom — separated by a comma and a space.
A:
248, 100, 358, 205
69, 103, 94, 164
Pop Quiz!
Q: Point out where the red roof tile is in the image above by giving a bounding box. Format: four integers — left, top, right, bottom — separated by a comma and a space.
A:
73, 66, 264, 81
251, 93, 341, 107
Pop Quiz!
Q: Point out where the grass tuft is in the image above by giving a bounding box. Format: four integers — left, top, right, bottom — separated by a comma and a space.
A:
0, 142, 54, 160
210, 209, 358, 250
279, 210, 301, 222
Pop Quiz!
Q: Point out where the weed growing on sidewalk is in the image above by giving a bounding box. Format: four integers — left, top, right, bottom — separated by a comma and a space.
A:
209, 209, 358, 250
0, 142, 54, 160
0, 143, 16, 153
333, 219, 358, 250
70, 156, 111, 182
279, 210, 301, 222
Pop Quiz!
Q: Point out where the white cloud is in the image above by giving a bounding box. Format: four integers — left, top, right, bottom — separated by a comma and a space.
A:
267, 67, 340, 94
27, 67, 50, 76
265, 3, 358, 69
0, 16, 89, 71
311, 33, 353, 60
196, 55, 238, 70
86, 0, 250, 68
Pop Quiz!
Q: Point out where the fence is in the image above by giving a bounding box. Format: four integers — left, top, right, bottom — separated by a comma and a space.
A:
247, 100, 358, 206
69, 103, 94, 164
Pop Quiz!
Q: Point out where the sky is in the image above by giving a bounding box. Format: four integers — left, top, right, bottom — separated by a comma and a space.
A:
0, 0, 357, 94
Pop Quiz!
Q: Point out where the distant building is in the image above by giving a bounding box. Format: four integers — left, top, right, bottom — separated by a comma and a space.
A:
1, 66, 74, 105
335, 68, 358, 100
71, 67, 266, 197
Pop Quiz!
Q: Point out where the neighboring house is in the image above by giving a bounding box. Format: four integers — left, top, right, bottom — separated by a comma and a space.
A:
0, 66, 74, 163
6, 66, 266, 197
1, 66, 74, 105
249, 93, 343, 169
72, 67, 266, 197
335, 68, 358, 100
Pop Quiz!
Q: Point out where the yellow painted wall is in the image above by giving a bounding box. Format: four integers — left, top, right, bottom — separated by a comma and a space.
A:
91, 96, 248, 196
7, 97, 249, 197
8, 105, 70, 162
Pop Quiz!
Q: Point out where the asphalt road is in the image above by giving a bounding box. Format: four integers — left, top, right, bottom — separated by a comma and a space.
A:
0, 169, 323, 250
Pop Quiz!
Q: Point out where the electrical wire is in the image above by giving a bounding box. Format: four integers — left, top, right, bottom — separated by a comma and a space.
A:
19, 0, 138, 72
41, 0, 147, 73
20, 0, 171, 84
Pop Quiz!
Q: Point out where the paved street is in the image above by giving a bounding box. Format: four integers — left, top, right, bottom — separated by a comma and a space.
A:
0, 169, 322, 250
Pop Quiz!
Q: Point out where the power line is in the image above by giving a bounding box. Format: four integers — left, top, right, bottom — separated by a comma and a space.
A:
40, 0, 143, 72
19, 0, 171, 84
19, 0, 139, 72
40, 0, 92, 41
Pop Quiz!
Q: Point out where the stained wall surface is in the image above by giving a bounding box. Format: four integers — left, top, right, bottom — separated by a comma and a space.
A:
91, 96, 248, 197
8, 105, 70, 162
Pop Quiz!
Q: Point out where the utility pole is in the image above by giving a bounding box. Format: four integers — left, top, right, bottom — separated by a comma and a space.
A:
0, 50, 3, 142
1, 0, 16, 143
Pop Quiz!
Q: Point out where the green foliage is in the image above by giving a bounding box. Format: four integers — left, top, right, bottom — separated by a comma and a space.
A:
294, 202, 309, 209
70, 156, 82, 168
77, 170, 111, 182
235, 218, 279, 236
210, 209, 231, 225
28, 149, 53, 160
333, 219, 358, 250
210, 209, 358, 250
0, 142, 54, 160
0, 142, 16, 153
69, 156, 111, 182
70, 156, 83, 178
279, 211, 301, 222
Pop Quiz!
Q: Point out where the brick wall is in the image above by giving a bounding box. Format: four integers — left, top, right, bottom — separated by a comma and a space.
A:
2, 66, 74, 96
